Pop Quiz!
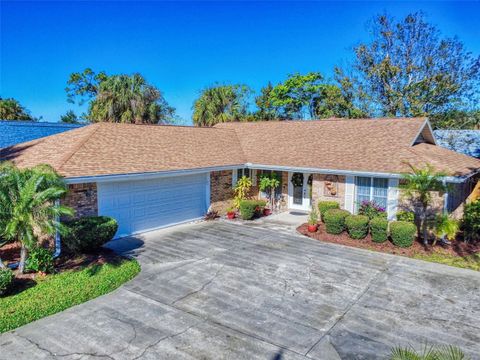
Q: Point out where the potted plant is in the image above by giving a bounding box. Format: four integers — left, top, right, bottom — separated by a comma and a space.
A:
308, 209, 319, 232
263, 202, 272, 216
259, 172, 280, 213
226, 206, 236, 220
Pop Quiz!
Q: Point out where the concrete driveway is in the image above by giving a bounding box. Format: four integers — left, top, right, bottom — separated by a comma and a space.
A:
1, 220, 479, 359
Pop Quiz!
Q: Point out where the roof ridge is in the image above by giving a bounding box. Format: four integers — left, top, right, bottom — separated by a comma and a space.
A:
56, 124, 101, 171
215, 117, 427, 126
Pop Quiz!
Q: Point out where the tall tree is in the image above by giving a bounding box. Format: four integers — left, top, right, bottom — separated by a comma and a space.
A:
66, 69, 175, 124
337, 12, 480, 119
60, 110, 82, 124
192, 84, 252, 127
0, 98, 35, 121
254, 82, 279, 120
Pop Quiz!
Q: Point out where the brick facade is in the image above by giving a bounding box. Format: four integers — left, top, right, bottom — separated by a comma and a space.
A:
311, 174, 346, 210
62, 183, 98, 218
210, 170, 234, 214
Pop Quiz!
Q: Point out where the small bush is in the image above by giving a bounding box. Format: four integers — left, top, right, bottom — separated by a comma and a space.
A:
0, 268, 14, 296
63, 216, 118, 254
323, 209, 350, 234
318, 201, 340, 221
358, 200, 386, 220
370, 217, 389, 243
463, 200, 480, 242
396, 210, 415, 223
239, 200, 267, 220
308, 208, 319, 225
345, 215, 369, 239
390, 221, 417, 248
25, 247, 54, 274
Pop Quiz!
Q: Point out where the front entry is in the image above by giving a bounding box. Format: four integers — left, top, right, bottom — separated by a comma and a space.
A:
288, 172, 312, 211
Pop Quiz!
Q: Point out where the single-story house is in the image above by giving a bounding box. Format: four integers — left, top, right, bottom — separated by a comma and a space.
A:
0, 117, 479, 238
0, 120, 84, 149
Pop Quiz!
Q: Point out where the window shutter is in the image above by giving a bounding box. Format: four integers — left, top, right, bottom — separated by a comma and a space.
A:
387, 178, 399, 220
344, 176, 355, 213
232, 169, 238, 188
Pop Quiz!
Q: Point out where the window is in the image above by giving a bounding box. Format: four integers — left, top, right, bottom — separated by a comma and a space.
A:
355, 177, 388, 212
232, 168, 256, 187
259, 170, 282, 199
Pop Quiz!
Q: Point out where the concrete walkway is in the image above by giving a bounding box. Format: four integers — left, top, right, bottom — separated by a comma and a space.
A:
1, 220, 479, 359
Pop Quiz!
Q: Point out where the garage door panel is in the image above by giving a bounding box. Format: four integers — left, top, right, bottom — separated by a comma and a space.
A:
98, 173, 208, 238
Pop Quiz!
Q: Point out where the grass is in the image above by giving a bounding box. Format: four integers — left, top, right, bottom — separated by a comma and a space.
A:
413, 251, 480, 271
0, 259, 140, 333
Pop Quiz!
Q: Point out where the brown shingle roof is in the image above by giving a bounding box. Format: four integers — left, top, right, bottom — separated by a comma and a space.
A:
1, 118, 479, 178
0, 123, 246, 178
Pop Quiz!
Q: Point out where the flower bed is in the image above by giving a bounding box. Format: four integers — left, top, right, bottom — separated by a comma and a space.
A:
297, 222, 480, 271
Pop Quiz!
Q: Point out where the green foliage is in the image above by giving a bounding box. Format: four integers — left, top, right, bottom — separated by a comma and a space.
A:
463, 200, 480, 242
239, 200, 266, 220
430, 109, 480, 130
259, 172, 280, 209
358, 200, 387, 220
396, 210, 415, 223
66, 69, 175, 124
433, 215, 459, 244
192, 84, 252, 126
370, 217, 389, 243
233, 176, 252, 209
317, 201, 340, 222
337, 12, 480, 120
400, 163, 447, 244
0, 162, 73, 273
413, 252, 480, 272
63, 216, 118, 254
25, 247, 54, 274
345, 215, 369, 239
390, 344, 469, 360
323, 209, 350, 234
60, 110, 82, 124
390, 221, 417, 248
0, 259, 140, 333
254, 82, 278, 120
0, 97, 35, 121
0, 268, 14, 296
308, 209, 319, 225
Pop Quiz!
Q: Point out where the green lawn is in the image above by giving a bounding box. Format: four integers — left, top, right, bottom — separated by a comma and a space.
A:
0, 259, 140, 333
413, 252, 480, 272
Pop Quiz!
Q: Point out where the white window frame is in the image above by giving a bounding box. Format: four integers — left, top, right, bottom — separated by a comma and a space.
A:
232, 168, 256, 187
354, 176, 388, 213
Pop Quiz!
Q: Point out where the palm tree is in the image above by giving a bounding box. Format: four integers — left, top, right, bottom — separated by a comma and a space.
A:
192, 84, 251, 126
390, 344, 469, 360
0, 97, 34, 121
0, 163, 73, 273
400, 164, 447, 245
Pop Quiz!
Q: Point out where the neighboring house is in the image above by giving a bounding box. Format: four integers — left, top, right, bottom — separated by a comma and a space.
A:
0, 117, 479, 239
434, 130, 480, 159
0, 120, 84, 148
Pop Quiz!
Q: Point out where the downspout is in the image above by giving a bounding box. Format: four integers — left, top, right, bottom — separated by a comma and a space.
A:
53, 199, 61, 258
442, 179, 448, 215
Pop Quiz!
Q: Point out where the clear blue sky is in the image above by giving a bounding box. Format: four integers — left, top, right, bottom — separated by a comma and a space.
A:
1, 1, 479, 124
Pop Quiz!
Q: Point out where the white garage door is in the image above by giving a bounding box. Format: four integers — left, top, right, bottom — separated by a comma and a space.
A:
97, 173, 209, 238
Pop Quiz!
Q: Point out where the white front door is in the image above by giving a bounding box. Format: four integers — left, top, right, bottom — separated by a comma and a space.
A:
288, 172, 311, 211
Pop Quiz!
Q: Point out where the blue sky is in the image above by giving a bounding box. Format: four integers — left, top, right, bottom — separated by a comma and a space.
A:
1, 1, 479, 124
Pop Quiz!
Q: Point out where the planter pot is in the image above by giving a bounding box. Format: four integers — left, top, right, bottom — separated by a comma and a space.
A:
307, 224, 318, 233
226, 212, 236, 220
263, 208, 272, 216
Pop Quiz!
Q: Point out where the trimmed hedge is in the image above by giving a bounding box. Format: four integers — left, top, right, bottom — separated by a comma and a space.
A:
318, 201, 340, 222
0, 268, 14, 296
239, 200, 267, 220
63, 216, 118, 254
323, 209, 350, 234
390, 221, 417, 248
345, 215, 369, 239
396, 210, 415, 223
25, 247, 54, 274
370, 217, 389, 243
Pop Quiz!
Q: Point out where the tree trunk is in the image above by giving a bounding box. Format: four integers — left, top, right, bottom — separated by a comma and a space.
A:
18, 244, 28, 274
422, 205, 428, 246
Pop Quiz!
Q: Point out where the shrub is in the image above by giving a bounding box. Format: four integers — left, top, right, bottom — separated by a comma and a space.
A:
308, 208, 319, 225
323, 209, 350, 234
370, 217, 389, 243
396, 210, 415, 223
63, 216, 118, 254
318, 201, 340, 221
463, 200, 480, 242
358, 200, 386, 220
239, 200, 267, 220
345, 215, 369, 239
25, 247, 54, 274
0, 268, 14, 296
390, 221, 417, 248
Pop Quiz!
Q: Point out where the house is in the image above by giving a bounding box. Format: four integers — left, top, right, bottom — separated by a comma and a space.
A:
0, 120, 84, 149
434, 130, 480, 159
0, 118, 479, 238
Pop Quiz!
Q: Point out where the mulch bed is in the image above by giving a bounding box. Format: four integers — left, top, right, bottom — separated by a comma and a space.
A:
297, 222, 479, 258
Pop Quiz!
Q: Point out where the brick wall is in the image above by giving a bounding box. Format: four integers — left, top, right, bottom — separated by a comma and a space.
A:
311, 174, 346, 210
61, 183, 98, 218
210, 170, 234, 214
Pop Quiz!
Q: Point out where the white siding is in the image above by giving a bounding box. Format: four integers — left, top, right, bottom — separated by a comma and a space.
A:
387, 178, 399, 220
344, 175, 355, 213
